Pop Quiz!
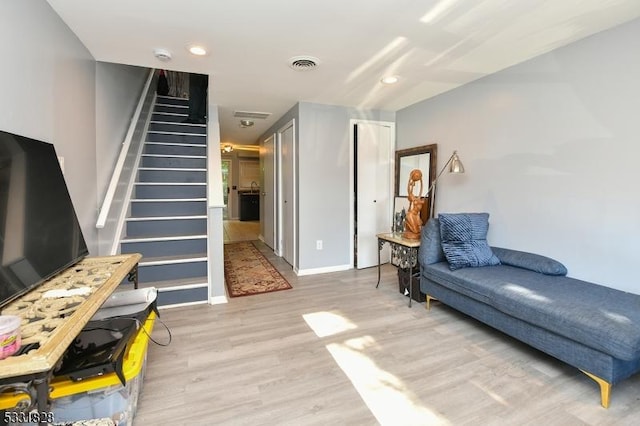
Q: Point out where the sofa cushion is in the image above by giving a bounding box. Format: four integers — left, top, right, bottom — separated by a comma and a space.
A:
491, 247, 568, 276
493, 276, 640, 360
421, 262, 504, 305
434, 264, 640, 361
419, 218, 446, 265
438, 213, 500, 270
424, 263, 640, 360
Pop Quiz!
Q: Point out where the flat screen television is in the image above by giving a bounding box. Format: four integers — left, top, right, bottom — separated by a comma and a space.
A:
0, 130, 88, 309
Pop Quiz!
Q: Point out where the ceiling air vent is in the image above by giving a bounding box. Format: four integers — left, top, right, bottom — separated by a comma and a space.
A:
234, 111, 272, 120
288, 56, 320, 71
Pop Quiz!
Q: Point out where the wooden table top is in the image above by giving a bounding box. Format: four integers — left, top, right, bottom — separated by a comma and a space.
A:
376, 232, 422, 247
0, 254, 141, 379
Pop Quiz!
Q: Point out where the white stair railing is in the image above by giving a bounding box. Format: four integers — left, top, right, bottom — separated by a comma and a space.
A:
96, 69, 157, 255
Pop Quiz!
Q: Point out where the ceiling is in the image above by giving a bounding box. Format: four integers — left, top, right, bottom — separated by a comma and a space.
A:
47, 0, 640, 146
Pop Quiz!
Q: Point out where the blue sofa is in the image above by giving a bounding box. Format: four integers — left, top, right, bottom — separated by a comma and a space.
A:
418, 217, 640, 408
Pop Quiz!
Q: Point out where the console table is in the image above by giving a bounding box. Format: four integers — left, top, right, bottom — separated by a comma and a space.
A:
376, 233, 421, 307
0, 253, 141, 425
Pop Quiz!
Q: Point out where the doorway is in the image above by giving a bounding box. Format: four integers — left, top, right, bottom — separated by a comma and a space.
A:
221, 159, 231, 219
351, 120, 394, 269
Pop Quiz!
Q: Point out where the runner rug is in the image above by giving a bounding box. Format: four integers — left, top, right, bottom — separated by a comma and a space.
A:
223, 241, 292, 297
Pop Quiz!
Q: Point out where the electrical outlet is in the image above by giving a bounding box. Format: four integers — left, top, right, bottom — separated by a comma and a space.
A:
316, 240, 323, 250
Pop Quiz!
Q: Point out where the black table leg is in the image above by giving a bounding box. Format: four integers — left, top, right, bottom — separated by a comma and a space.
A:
408, 263, 413, 307
127, 263, 139, 289
34, 375, 49, 426
376, 239, 384, 288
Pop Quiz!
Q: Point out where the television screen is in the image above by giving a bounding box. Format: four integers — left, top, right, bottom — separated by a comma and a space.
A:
0, 130, 88, 309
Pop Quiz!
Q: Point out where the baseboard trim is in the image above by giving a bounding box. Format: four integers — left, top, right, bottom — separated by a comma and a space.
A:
158, 300, 208, 309
296, 264, 351, 276
209, 295, 228, 305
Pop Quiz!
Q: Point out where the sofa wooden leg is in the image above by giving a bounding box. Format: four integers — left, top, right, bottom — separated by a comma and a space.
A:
581, 370, 611, 408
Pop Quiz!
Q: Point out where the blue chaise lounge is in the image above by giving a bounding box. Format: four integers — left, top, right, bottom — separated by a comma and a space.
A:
418, 213, 640, 407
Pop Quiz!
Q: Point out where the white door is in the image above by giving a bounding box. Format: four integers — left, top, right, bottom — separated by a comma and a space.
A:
261, 134, 276, 250
279, 121, 295, 266
356, 122, 393, 269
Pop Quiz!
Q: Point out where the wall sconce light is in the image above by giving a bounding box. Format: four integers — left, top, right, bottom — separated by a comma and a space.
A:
222, 144, 233, 153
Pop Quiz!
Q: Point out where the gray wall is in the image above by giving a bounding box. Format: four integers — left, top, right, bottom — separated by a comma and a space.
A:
298, 103, 395, 272
0, 0, 99, 253
397, 18, 640, 293
95, 62, 149, 204
258, 102, 394, 273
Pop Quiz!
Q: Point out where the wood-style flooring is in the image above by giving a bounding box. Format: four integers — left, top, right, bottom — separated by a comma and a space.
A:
223, 219, 260, 243
135, 242, 640, 425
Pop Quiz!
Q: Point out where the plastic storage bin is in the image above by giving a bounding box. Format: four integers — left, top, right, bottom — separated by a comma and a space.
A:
0, 309, 156, 426
47, 312, 154, 425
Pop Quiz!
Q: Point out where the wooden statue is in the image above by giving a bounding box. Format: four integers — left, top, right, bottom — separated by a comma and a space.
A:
403, 169, 424, 240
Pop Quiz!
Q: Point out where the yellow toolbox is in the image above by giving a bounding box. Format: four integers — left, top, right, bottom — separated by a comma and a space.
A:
0, 311, 156, 424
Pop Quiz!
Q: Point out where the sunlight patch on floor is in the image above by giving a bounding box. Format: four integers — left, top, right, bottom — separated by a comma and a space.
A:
303, 311, 358, 337
326, 336, 450, 426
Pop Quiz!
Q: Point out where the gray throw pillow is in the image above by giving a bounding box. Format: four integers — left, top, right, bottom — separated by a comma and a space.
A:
439, 213, 500, 270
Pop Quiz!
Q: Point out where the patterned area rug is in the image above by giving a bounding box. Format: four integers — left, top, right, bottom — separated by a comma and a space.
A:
224, 241, 292, 297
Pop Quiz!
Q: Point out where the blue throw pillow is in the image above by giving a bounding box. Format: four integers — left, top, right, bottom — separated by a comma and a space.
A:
419, 218, 446, 265
491, 247, 567, 276
439, 213, 500, 270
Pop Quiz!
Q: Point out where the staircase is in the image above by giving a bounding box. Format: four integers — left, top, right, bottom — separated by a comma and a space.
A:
120, 95, 209, 307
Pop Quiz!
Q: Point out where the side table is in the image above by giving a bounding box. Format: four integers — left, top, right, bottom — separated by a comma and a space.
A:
376, 233, 421, 307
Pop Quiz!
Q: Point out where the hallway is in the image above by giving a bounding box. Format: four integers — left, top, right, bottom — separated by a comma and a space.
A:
223, 220, 260, 243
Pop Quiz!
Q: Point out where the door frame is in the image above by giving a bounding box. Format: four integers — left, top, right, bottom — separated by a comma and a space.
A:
221, 158, 232, 220
277, 119, 296, 268
260, 133, 277, 250
349, 119, 396, 269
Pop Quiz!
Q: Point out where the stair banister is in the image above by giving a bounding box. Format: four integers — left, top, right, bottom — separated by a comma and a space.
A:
96, 68, 156, 229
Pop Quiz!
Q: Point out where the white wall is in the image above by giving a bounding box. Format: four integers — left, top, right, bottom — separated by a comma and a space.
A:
95, 62, 148, 204
0, 0, 99, 253
206, 104, 227, 303
397, 18, 640, 294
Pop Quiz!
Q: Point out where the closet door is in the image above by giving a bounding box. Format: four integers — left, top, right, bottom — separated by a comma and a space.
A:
261, 134, 276, 250
356, 122, 393, 269
279, 121, 295, 266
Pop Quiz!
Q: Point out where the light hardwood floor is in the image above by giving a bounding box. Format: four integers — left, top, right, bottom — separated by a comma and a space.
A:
223, 220, 260, 243
135, 243, 640, 425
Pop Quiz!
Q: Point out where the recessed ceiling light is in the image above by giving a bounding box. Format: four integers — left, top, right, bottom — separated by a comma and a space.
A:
239, 119, 254, 128
188, 45, 207, 56
381, 75, 400, 85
